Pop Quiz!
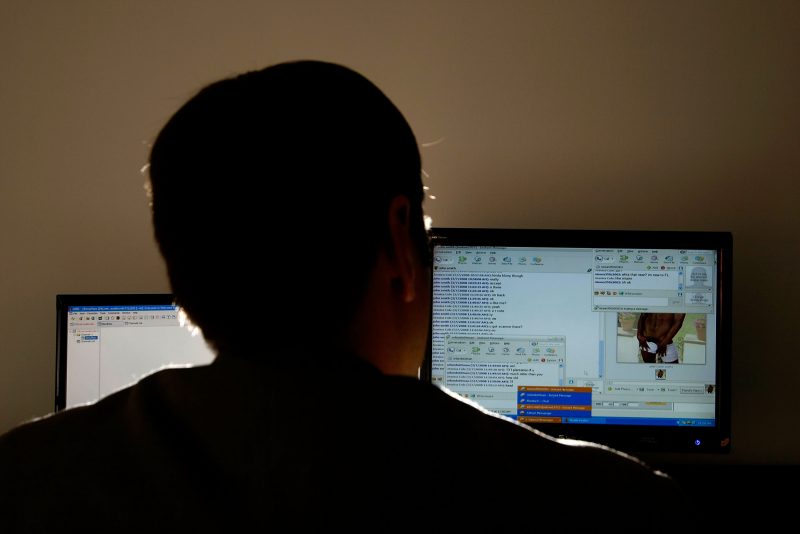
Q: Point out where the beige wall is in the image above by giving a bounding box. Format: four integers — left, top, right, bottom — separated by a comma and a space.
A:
1, 0, 798, 463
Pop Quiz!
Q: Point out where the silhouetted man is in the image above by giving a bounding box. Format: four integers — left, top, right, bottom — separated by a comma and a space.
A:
0, 61, 675, 531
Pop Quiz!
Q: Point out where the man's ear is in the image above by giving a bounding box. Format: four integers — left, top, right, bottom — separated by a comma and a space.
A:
385, 195, 418, 304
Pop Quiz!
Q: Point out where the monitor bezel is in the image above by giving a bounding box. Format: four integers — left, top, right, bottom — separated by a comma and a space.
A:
55, 293, 174, 412
423, 228, 732, 454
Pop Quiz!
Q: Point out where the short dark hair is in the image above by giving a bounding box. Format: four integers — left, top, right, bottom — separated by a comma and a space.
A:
148, 61, 425, 352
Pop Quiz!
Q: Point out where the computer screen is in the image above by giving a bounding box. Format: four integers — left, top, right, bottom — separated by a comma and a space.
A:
425, 228, 732, 453
55, 294, 216, 411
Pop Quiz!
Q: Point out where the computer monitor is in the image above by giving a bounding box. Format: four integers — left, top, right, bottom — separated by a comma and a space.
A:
424, 228, 732, 453
55, 294, 216, 411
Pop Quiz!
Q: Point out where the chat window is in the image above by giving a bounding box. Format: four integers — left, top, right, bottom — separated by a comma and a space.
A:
591, 249, 715, 315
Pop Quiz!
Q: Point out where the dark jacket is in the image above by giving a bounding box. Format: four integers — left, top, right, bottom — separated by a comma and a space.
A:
0, 352, 675, 531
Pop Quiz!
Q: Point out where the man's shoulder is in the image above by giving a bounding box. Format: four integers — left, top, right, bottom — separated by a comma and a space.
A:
379, 376, 672, 484
0, 382, 137, 470
363, 375, 676, 526
0, 365, 200, 470
0, 365, 222, 530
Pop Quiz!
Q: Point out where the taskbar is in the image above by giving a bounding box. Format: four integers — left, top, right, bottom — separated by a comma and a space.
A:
515, 416, 714, 427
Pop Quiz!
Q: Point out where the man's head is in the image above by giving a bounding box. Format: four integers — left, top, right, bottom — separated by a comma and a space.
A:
148, 61, 429, 363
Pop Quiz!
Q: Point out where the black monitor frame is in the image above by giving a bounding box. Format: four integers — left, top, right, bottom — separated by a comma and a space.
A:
423, 228, 732, 454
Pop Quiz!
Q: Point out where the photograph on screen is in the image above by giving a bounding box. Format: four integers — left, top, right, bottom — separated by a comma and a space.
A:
616, 312, 707, 365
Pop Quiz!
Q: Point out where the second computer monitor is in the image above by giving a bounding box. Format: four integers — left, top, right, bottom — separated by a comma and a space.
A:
426, 228, 732, 453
